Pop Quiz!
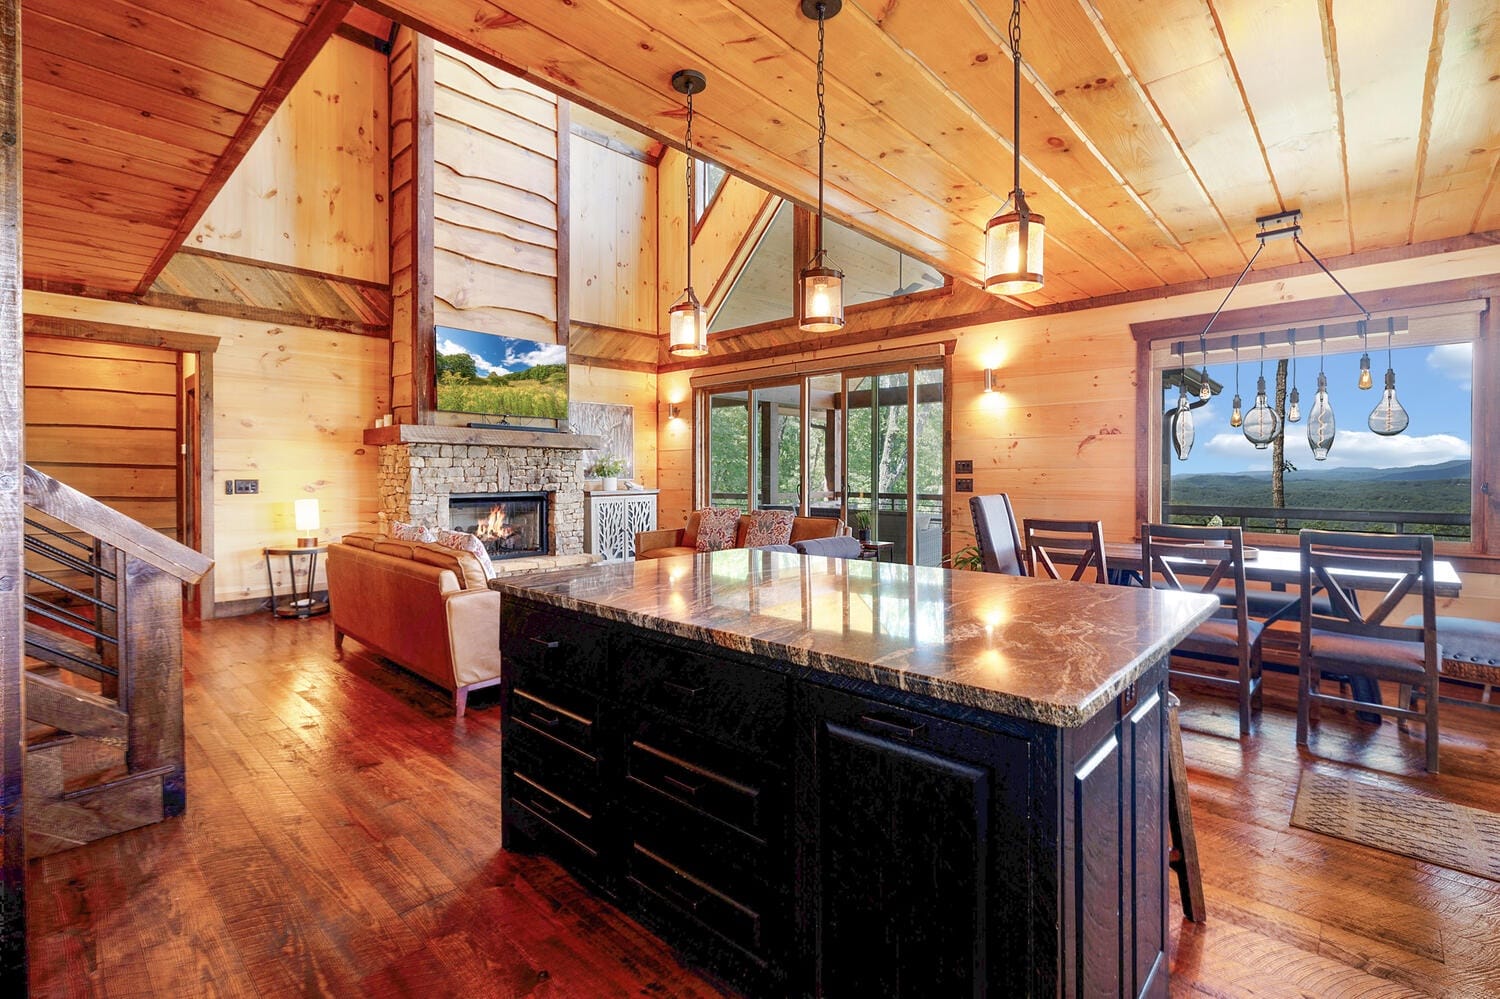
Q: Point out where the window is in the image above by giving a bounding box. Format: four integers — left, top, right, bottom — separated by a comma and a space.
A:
1144, 302, 1483, 551
822, 219, 944, 306
709, 200, 793, 333
694, 159, 727, 226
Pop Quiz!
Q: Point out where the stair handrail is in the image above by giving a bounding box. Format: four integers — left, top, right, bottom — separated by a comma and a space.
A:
23, 465, 210, 584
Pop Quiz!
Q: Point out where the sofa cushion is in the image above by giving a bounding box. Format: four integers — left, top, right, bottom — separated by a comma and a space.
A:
789, 516, 842, 543
793, 535, 863, 559
340, 532, 382, 550
412, 543, 489, 590
683, 510, 702, 549
373, 540, 418, 560
695, 507, 741, 552
391, 520, 435, 542
435, 529, 495, 581
742, 509, 796, 548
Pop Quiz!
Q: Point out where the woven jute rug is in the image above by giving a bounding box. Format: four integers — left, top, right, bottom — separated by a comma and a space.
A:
1290, 767, 1500, 882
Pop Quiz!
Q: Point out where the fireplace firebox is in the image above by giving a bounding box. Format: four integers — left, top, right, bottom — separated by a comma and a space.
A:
448, 492, 549, 560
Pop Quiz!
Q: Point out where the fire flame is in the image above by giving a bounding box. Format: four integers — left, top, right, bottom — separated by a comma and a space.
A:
474, 505, 517, 543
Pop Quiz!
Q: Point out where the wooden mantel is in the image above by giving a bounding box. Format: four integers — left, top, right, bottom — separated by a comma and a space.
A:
362, 424, 608, 450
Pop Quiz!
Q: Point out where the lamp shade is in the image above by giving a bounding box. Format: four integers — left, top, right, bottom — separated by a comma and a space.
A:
799, 265, 844, 332
668, 288, 707, 357
983, 206, 1045, 295
294, 498, 320, 532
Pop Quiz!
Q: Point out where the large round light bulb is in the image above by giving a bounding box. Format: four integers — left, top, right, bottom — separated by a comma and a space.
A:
1307, 372, 1336, 460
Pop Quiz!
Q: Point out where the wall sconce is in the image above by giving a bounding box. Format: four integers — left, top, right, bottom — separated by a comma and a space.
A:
669, 402, 681, 421
983, 369, 996, 393
294, 498, 320, 547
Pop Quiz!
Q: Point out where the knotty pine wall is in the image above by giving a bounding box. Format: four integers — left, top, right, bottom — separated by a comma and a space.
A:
569, 131, 655, 332
659, 242, 1500, 623
24, 292, 388, 609
432, 43, 558, 344
187, 34, 390, 284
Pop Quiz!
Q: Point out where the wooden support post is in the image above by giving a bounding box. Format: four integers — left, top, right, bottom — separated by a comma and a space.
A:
0, 0, 25, 987
118, 559, 187, 817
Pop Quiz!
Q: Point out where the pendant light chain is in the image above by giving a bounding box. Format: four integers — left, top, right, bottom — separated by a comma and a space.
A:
814, 7, 827, 260
1010, 0, 1022, 205
685, 87, 695, 292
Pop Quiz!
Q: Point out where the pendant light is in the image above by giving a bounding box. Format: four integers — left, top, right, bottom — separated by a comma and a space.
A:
1243, 333, 1280, 449
1172, 343, 1195, 460
1368, 316, 1409, 436
798, 0, 845, 333
1285, 329, 1301, 423
1229, 335, 1243, 428
667, 69, 709, 357
1307, 325, 1336, 460
1197, 331, 1211, 401
982, 0, 1045, 295
1357, 320, 1373, 390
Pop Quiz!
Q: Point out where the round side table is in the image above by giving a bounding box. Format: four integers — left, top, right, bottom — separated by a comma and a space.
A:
264, 544, 329, 618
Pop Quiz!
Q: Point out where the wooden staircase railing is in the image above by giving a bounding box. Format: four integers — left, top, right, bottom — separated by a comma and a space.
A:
20, 466, 211, 856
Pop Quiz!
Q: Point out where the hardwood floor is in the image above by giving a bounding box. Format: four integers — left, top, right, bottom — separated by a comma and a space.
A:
26, 614, 1500, 997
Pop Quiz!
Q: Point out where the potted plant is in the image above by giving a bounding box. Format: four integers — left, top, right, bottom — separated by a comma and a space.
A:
592, 454, 626, 491
852, 509, 871, 543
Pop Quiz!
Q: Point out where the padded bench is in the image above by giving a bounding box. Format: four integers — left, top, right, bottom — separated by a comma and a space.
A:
1405, 615, 1500, 708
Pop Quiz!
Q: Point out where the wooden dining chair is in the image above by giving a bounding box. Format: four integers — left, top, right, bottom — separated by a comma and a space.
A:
969, 494, 1026, 575
1023, 518, 1108, 583
1298, 530, 1441, 773
1142, 523, 1264, 736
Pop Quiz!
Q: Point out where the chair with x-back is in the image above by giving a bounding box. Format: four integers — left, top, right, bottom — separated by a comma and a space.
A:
1142, 523, 1264, 736
1298, 530, 1441, 773
1023, 518, 1108, 583
969, 494, 1026, 575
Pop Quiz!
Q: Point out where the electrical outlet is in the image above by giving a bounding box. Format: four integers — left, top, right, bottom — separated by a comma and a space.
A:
232, 479, 259, 495
955, 459, 973, 475
225, 479, 234, 495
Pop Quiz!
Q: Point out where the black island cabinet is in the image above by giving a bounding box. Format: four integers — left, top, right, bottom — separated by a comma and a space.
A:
495, 552, 1213, 998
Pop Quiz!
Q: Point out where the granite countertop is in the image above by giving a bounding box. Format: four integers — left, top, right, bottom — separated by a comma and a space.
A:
491, 550, 1219, 727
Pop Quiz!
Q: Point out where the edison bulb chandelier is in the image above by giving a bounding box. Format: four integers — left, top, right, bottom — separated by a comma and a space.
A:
1368, 317, 1409, 436
1242, 334, 1280, 449
1307, 326, 1336, 460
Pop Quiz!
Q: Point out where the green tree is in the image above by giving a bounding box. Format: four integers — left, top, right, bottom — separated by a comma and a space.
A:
436, 351, 477, 380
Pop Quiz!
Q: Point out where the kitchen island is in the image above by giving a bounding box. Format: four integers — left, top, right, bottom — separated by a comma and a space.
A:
492, 549, 1218, 998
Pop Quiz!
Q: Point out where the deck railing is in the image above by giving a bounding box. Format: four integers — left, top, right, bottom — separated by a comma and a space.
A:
1164, 503, 1470, 539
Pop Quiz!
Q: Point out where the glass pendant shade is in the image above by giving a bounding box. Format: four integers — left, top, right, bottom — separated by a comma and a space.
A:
1307, 372, 1335, 460
1242, 375, 1279, 449
1358, 351, 1373, 390
983, 206, 1045, 295
1229, 393, 1243, 428
1171, 392, 1195, 460
799, 265, 845, 332
1368, 368, 1409, 436
1287, 386, 1301, 423
667, 288, 707, 357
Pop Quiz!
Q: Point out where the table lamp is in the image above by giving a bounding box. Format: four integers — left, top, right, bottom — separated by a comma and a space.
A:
294, 498, 320, 547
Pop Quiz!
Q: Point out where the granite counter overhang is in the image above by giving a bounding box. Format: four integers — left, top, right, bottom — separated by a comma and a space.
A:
491, 549, 1220, 727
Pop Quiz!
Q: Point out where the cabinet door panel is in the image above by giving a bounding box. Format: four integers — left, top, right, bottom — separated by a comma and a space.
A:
1126, 688, 1167, 996
1073, 731, 1124, 998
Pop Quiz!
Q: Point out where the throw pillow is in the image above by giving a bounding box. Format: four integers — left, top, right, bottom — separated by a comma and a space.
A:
742, 509, 795, 548
391, 520, 435, 543
435, 528, 496, 580
694, 507, 741, 553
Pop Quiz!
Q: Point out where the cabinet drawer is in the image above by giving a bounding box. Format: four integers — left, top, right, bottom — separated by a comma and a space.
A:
511, 684, 597, 758
621, 640, 787, 755
629, 843, 768, 960
501, 599, 609, 693
628, 789, 777, 902
506, 724, 601, 810
627, 732, 769, 840
507, 767, 598, 854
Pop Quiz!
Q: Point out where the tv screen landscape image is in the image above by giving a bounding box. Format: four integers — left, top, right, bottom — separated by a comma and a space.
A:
434, 327, 568, 422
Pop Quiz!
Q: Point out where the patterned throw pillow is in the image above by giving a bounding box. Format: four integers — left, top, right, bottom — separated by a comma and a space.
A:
391, 520, 435, 543
742, 509, 795, 548
435, 528, 496, 580
694, 507, 741, 553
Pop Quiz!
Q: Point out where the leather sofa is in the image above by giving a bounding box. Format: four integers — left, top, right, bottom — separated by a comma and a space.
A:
327, 532, 593, 715
635, 511, 844, 560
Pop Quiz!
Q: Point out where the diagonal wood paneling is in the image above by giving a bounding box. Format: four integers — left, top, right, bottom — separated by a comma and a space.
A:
360, 0, 1499, 308
19, 0, 351, 295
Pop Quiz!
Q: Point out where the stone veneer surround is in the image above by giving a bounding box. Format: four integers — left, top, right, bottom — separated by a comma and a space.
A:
366, 425, 608, 560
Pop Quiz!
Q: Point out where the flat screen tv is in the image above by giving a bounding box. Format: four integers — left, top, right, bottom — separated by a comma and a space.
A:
434, 326, 568, 425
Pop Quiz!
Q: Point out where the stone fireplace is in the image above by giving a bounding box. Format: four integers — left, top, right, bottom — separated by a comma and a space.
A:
449, 492, 549, 560
367, 425, 607, 565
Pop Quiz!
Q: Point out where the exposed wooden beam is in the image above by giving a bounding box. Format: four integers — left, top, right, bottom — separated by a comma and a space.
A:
131, 0, 355, 296
0, 0, 25, 986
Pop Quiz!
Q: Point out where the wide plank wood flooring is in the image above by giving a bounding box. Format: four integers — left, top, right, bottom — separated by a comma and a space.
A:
26, 614, 1500, 997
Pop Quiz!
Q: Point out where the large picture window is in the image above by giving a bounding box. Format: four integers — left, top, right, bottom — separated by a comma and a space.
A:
1142, 300, 1485, 552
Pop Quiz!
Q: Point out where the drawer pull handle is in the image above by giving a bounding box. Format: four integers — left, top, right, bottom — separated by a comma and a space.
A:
662, 679, 705, 698
528, 637, 560, 651
661, 882, 704, 913
526, 795, 558, 817
662, 773, 706, 797
858, 713, 927, 740
527, 709, 561, 729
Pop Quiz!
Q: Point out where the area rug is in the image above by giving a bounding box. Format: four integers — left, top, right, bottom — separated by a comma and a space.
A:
1290, 767, 1500, 882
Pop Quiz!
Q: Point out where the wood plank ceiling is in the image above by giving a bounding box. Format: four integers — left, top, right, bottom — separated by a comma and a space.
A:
19, 0, 352, 295
362, 0, 1500, 307
18, 1, 1500, 308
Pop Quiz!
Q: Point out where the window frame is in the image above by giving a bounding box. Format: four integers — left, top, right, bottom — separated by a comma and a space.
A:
1131, 277, 1497, 567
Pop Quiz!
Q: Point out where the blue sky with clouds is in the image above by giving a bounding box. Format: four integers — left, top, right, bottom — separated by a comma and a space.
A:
435, 326, 567, 377
1165, 341, 1472, 474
